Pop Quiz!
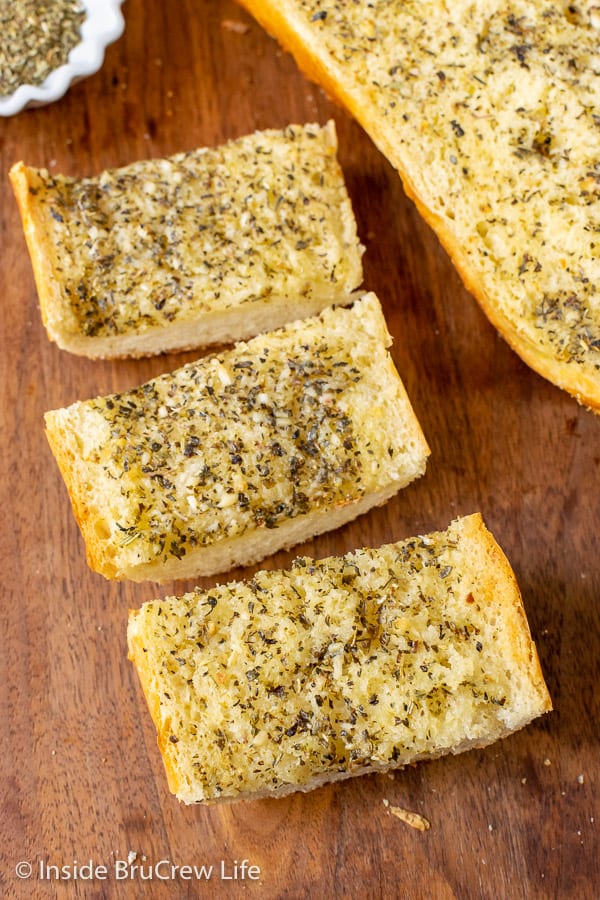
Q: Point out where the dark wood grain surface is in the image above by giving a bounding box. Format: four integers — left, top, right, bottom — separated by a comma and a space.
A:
1, 2, 598, 898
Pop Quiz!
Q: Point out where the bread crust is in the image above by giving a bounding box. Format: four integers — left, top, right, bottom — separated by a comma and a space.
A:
238, 1, 600, 411
9, 162, 70, 341
128, 513, 551, 804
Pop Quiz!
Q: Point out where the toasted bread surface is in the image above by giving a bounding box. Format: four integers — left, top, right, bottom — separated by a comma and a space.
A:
45, 294, 429, 581
238, 1, 600, 410
10, 121, 363, 358
128, 513, 552, 804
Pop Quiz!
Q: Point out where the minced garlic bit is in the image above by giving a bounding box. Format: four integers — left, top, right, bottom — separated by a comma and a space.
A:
0, 0, 84, 95
388, 805, 431, 832
283, 1, 600, 375
29, 122, 362, 337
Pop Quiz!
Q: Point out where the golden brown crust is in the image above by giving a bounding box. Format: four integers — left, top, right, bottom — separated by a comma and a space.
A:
238, 1, 600, 412
456, 514, 551, 712
9, 162, 66, 344
44, 409, 118, 577
127, 621, 182, 795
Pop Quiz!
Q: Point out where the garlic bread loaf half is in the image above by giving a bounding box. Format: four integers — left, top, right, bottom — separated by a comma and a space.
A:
238, 1, 600, 409
45, 294, 429, 581
128, 513, 552, 804
10, 121, 363, 358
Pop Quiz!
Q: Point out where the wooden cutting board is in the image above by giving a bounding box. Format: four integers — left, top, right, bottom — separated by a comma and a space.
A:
1, 1, 597, 897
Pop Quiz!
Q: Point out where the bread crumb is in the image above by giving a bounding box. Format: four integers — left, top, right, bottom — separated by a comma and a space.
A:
222, 19, 249, 34
127, 851, 137, 865
521, 777, 527, 784
543, 758, 552, 766
577, 774, 585, 784
387, 804, 430, 831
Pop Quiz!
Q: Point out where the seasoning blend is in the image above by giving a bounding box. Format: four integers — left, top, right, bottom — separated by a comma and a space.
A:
0, 0, 85, 96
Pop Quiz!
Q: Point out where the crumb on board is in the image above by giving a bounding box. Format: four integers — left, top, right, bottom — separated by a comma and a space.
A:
577, 774, 585, 784
544, 758, 552, 766
383, 799, 430, 831
221, 19, 249, 34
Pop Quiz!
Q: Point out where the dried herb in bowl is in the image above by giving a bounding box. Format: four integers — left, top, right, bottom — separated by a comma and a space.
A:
0, 0, 85, 97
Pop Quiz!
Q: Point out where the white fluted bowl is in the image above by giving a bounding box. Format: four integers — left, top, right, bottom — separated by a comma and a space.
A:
0, 0, 125, 116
